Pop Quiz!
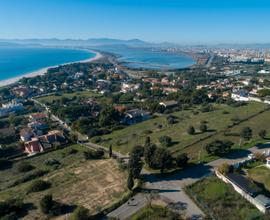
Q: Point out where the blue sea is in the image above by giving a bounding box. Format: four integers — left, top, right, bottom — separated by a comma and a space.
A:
96, 46, 196, 70
0, 47, 95, 81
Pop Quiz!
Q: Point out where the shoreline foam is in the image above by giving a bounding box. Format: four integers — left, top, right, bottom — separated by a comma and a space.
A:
0, 49, 102, 88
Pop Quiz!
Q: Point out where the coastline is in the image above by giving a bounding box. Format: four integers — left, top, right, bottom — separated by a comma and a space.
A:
0, 49, 103, 88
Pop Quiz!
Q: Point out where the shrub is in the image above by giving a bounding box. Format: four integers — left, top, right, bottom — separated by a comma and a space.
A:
27, 180, 51, 193
199, 123, 207, 133
44, 159, 61, 166
92, 136, 102, 143
16, 162, 34, 173
200, 104, 213, 113
84, 149, 104, 160
40, 194, 53, 214
218, 163, 233, 175
71, 206, 90, 220
240, 127, 252, 140
0, 198, 24, 219
258, 129, 267, 139
0, 159, 12, 171
159, 135, 172, 147
187, 126, 195, 135
39, 194, 63, 216
13, 170, 48, 186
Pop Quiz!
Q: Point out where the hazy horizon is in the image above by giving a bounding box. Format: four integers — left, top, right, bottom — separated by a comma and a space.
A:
1, 0, 270, 44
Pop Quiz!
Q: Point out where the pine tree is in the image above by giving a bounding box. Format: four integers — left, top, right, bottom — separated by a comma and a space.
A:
127, 172, 134, 191
109, 144, 113, 157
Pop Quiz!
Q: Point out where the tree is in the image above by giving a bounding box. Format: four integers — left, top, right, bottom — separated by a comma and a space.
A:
40, 194, 53, 214
109, 144, 113, 158
27, 180, 51, 193
218, 163, 232, 175
98, 105, 120, 127
205, 140, 233, 156
152, 147, 173, 172
128, 145, 143, 179
71, 206, 90, 220
144, 136, 151, 148
175, 153, 189, 168
187, 126, 195, 135
199, 123, 207, 133
159, 136, 172, 147
258, 129, 267, 139
241, 127, 252, 140
131, 145, 144, 157
127, 172, 134, 191
144, 144, 157, 167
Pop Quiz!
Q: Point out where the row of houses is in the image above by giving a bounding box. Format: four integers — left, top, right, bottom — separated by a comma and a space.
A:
231, 89, 270, 104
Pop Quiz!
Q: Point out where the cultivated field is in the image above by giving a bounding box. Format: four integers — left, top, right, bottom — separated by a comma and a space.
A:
0, 145, 127, 219
95, 102, 269, 161
186, 176, 264, 220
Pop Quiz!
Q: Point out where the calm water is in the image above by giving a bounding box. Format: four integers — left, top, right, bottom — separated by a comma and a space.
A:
96, 46, 196, 70
0, 47, 95, 81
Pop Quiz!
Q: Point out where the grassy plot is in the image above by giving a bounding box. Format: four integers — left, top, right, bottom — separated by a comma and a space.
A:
247, 165, 270, 192
129, 205, 182, 220
186, 176, 264, 220
94, 102, 267, 158
36, 90, 101, 104
0, 145, 127, 219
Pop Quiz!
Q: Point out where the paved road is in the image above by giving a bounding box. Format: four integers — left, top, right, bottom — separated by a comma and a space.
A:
107, 194, 148, 220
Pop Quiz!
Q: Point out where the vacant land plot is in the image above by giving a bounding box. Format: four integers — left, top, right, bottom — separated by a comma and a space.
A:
247, 165, 270, 192
186, 176, 264, 220
36, 90, 101, 104
95, 102, 268, 159
0, 145, 127, 219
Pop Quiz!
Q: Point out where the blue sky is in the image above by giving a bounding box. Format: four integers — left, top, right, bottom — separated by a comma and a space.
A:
0, 0, 270, 44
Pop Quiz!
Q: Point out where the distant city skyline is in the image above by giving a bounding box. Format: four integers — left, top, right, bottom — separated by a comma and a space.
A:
0, 0, 270, 44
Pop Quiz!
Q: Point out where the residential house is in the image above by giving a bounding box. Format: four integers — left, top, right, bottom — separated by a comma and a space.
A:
29, 113, 47, 122
20, 128, 34, 142
231, 90, 249, 102
121, 83, 140, 93
0, 100, 24, 117
12, 86, 29, 97
123, 109, 151, 125
159, 100, 179, 108
28, 121, 49, 133
24, 130, 67, 155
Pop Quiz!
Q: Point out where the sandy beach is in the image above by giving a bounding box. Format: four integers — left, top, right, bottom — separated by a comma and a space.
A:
0, 50, 103, 88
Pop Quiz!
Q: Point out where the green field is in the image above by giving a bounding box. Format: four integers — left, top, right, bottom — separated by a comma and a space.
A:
94, 102, 269, 160
186, 176, 264, 220
36, 90, 101, 104
247, 165, 270, 192
129, 205, 181, 220
0, 145, 127, 219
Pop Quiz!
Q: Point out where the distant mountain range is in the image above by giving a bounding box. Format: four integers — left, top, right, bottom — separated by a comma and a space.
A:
0, 38, 151, 47
0, 38, 270, 49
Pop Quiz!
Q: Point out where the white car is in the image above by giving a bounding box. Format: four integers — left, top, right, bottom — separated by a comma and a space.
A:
248, 153, 255, 160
